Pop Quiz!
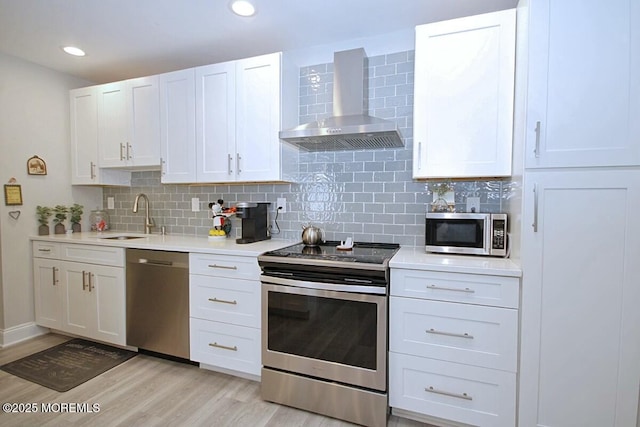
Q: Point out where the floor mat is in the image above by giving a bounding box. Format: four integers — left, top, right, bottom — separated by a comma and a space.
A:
0, 338, 136, 392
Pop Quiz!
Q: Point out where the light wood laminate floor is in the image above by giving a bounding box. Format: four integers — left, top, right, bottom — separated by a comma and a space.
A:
0, 334, 430, 427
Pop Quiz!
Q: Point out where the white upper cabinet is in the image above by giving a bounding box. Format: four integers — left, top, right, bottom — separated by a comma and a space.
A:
195, 61, 236, 182
159, 69, 197, 183
70, 87, 131, 186
194, 52, 296, 183
161, 52, 297, 184
97, 76, 161, 169
413, 9, 516, 179
525, 0, 640, 168
235, 53, 285, 182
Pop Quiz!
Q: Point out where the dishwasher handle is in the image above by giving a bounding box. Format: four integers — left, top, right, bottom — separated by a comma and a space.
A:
138, 258, 188, 268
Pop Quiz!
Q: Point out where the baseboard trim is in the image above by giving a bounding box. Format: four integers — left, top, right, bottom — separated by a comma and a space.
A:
0, 322, 49, 348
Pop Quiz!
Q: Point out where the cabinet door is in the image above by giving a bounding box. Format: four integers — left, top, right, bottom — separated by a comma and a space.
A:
519, 170, 640, 426
235, 53, 282, 182
413, 9, 515, 179
97, 82, 128, 167
33, 258, 63, 330
90, 264, 126, 345
70, 87, 99, 184
128, 76, 161, 168
525, 0, 640, 168
159, 69, 197, 183
195, 62, 236, 182
61, 262, 93, 337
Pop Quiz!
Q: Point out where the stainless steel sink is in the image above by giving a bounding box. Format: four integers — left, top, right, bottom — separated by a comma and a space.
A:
101, 235, 145, 240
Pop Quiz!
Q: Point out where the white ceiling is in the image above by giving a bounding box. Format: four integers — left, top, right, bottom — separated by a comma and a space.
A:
0, 0, 517, 84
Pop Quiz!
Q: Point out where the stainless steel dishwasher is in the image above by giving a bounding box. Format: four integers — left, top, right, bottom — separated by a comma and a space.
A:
126, 249, 190, 359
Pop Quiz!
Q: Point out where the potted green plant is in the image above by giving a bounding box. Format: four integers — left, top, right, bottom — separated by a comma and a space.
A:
36, 205, 52, 235
52, 205, 68, 234
69, 203, 84, 233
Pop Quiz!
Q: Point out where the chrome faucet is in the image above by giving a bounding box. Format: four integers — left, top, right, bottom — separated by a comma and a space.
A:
132, 193, 155, 234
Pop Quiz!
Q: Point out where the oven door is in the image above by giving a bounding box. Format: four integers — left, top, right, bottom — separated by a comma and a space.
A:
261, 282, 387, 391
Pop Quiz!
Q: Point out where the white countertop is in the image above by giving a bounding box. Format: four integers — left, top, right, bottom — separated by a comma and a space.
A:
390, 247, 522, 277
30, 231, 298, 257
31, 233, 522, 276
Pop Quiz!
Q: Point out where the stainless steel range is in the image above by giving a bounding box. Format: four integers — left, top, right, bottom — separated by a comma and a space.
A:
258, 241, 400, 427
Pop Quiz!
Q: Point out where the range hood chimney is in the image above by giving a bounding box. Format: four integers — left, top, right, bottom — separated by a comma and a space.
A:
279, 48, 404, 151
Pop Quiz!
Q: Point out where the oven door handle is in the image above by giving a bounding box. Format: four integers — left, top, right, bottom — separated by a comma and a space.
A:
344, 278, 373, 284
260, 275, 386, 295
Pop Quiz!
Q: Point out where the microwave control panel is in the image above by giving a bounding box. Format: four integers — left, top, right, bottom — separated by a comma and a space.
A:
492, 219, 506, 250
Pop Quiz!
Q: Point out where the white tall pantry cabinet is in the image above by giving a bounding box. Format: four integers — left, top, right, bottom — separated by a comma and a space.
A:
518, 1, 640, 426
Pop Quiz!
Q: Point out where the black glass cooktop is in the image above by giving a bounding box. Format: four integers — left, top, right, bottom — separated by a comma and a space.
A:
261, 241, 400, 265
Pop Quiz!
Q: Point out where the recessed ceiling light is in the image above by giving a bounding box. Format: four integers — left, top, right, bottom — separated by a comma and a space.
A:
62, 46, 86, 57
231, 0, 256, 17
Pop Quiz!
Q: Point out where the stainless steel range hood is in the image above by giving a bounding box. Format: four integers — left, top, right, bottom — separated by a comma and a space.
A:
279, 48, 404, 151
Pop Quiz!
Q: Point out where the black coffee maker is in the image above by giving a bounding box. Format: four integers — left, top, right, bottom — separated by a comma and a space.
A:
235, 202, 270, 244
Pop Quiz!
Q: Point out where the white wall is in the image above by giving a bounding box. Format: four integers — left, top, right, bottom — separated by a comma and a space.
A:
0, 53, 102, 345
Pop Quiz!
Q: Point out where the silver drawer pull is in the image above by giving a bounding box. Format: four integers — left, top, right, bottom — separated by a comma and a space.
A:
38, 248, 51, 252
425, 386, 472, 401
208, 264, 238, 270
209, 342, 237, 352
208, 297, 237, 305
427, 284, 475, 294
426, 328, 474, 339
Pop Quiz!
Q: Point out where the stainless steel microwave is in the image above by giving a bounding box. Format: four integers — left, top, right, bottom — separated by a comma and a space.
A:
425, 212, 508, 257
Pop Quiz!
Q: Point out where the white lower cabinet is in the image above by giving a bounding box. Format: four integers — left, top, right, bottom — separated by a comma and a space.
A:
389, 268, 519, 427
189, 253, 261, 378
519, 170, 640, 427
32, 241, 126, 346
389, 353, 516, 427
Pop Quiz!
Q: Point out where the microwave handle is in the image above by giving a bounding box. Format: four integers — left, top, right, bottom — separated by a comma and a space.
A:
485, 216, 492, 252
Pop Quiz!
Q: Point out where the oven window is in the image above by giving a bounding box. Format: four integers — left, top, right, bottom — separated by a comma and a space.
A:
267, 291, 377, 370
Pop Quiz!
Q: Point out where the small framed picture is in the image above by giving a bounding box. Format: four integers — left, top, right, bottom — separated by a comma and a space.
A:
27, 155, 47, 175
4, 184, 23, 206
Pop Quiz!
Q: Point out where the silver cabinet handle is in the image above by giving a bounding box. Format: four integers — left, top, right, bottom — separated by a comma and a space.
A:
418, 141, 422, 170
88, 272, 93, 292
119, 143, 126, 161
38, 248, 51, 252
532, 183, 539, 232
534, 121, 541, 158
236, 153, 241, 174
52, 267, 58, 285
425, 386, 472, 401
426, 328, 474, 339
228, 153, 233, 174
126, 142, 132, 160
208, 342, 237, 352
426, 284, 475, 294
207, 264, 238, 270
90, 161, 96, 180
82, 270, 88, 290
160, 157, 165, 176
208, 297, 237, 305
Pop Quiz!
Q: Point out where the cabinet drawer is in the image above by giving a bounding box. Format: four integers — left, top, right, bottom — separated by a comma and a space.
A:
391, 269, 519, 308
32, 241, 61, 259
61, 244, 125, 267
390, 297, 517, 372
189, 274, 260, 327
190, 253, 260, 280
389, 352, 516, 427
189, 318, 260, 376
